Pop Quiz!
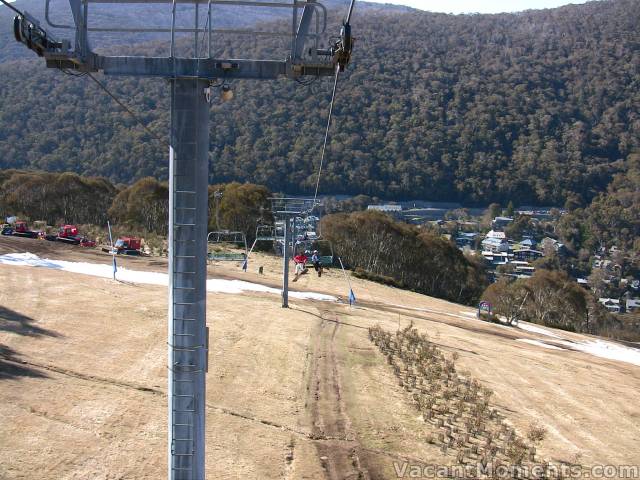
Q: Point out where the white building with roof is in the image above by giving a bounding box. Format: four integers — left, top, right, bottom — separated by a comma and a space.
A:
486, 230, 506, 239
599, 298, 621, 313
481, 235, 510, 254
367, 204, 402, 212
626, 298, 640, 313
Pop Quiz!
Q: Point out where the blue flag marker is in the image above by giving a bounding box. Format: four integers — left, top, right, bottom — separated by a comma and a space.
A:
338, 257, 356, 307
107, 220, 116, 280
348, 289, 356, 306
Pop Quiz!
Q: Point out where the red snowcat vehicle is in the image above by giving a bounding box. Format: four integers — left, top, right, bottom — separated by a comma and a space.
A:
102, 236, 142, 255
1, 220, 40, 238
45, 225, 96, 247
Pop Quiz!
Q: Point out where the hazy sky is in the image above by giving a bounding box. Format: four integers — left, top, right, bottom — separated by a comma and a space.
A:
366, 0, 590, 14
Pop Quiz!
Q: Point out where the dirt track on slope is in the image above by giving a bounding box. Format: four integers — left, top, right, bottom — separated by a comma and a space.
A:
305, 311, 372, 480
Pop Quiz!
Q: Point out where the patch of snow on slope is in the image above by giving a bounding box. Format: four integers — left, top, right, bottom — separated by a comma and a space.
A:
516, 321, 563, 338
0, 252, 336, 302
514, 321, 640, 366
517, 339, 564, 350
558, 339, 640, 367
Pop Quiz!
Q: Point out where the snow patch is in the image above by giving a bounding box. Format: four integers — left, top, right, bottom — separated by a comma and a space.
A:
516, 321, 563, 338
556, 339, 640, 367
517, 339, 564, 350
0, 252, 336, 302
515, 321, 640, 366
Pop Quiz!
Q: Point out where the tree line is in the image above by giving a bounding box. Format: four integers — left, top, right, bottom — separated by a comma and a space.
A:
0, 169, 271, 242
320, 210, 488, 305
0, 169, 116, 226
0, 0, 638, 205
482, 270, 637, 342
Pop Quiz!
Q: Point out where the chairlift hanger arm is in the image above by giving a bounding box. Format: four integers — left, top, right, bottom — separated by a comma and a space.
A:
293, 0, 317, 61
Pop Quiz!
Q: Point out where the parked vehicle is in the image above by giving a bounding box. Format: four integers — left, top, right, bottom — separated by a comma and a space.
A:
1, 220, 40, 238
102, 236, 143, 255
45, 225, 96, 247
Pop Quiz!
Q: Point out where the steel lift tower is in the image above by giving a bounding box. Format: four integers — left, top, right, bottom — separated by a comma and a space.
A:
9, 0, 354, 478
269, 197, 317, 307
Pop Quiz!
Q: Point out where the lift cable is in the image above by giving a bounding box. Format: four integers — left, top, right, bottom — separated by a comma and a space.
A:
311, 0, 355, 208
312, 65, 340, 207
86, 73, 166, 145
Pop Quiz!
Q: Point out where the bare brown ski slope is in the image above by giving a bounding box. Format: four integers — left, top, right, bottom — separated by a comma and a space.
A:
0, 237, 639, 479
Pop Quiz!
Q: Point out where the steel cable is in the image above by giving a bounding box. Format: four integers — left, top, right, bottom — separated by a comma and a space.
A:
312, 65, 340, 207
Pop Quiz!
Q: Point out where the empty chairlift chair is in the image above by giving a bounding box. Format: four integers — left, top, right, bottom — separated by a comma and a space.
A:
247, 223, 282, 258
207, 231, 248, 265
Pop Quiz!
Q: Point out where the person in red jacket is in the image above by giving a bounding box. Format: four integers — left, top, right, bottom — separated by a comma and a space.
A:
292, 252, 308, 282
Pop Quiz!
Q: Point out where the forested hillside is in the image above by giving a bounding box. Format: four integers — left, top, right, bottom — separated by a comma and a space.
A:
0, 0, 638, 205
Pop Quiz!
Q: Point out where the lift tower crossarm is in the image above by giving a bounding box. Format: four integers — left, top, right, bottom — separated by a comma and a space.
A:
22, 0, 337, 78
44, 55, 336, 79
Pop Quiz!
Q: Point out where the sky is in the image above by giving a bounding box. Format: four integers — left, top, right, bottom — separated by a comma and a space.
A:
365, 0, 590, 14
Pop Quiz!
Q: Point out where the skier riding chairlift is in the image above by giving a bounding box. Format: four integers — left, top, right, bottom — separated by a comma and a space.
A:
311, 250, 323, 278
292, 252, 309, 282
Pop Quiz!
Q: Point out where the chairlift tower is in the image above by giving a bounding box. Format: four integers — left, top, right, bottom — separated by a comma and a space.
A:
10, 0, 354, 478
269, 197, 317, 307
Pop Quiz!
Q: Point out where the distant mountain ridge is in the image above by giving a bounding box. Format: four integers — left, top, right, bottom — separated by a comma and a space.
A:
0, 0, 638, 205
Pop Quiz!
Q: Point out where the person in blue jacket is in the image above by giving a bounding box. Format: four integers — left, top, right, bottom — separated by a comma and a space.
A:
311, 250, 322, 278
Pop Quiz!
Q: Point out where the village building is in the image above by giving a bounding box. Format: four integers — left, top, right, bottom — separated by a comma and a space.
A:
518, 238, 537, 249
486, 230, 506, 239
455, 232, 478, 248
513, 248, 543, 262
492, 216, 513, 230
482, 236, 510, 253
367, 204, 402, 212
598, 298, 622, 313
367, 204, 403, 219
626, 298, 640, 313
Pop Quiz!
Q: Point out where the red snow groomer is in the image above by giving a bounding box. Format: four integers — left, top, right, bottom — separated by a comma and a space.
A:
46, 225, 96, 247
1, 220, 40, 238
102, 236, 142, 255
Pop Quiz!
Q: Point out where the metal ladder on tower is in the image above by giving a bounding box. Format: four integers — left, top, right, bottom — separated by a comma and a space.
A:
171, 198, 209, 478
171, 194, 200, 479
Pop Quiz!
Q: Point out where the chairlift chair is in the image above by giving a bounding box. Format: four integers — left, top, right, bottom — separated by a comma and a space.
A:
289, 208, 333, 267
246, 223, 281, 259
207, 230, 248, 264
255, 224, 279, 242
